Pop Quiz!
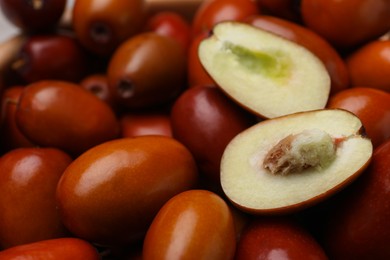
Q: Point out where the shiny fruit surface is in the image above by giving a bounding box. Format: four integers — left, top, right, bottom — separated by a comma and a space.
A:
0, 86, 34, 151
327, 87, 390, 148
171, 85, 255, 186
0, 148, 72, 248
192, 0, 260, 37
145, 11, 192, 53
79, 73, 116, 109
301, 0, 390, 48
107, 32, 187, 109
0, 0, 66, 32
120, 112, 172, 138
56, 136, 198, 246
143, 189, 236, 260
235, 217, 328, 260
346, 40, 390, 92
15, 80, 119, 155
0, 238, 100, 260
11, 35, 88, 84
72, 0, 146, 56
187, 32, 216, 87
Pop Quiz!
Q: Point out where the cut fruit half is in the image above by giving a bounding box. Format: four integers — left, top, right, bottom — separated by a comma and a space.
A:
220, 109, 373, 215
198, 21, 331, 119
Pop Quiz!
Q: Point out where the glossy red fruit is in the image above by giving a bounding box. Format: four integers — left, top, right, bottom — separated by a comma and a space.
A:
143, 189, 236, 260
235, 217, 328, 260
301, 0, 390, 49
72, 0, 146, 56
11, 34, 89, 84
0, 238, 100, 260
79, 73, 116, 109
346, 40, 390, 92
327, 87, 390, 148
187, 32, 216, 87
171, 85, 255, 186
323, 139, 390, 259
120, 112, 172, 138
0, 86, 34, 151
15, 80, 119, 155
107, 32, 187, 109
0, 0, 66, 32
192, 0, 260, 37
246, 15, 350, 94
145, 11, 192, 53
56, 136, 198, 246
0, 148, 72, 249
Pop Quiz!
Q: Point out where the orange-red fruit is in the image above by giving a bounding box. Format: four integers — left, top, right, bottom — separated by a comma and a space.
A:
0, 86, 34, 151
323, 139, 390, 259
72, 0, 146, 56
301, 0, 390, 48
327, 87, 390, 148
15, 80, 119, 155
192, 0, 260, 37
0, 238, 100, 260
56, 136, 198, 246
187, 32, 216, 87
107, 33, 187, 109
0, 148, 72, 249
145, 11, 192, 53
235, 217, 328, 260
346, 40, 390, 92
79, 74, 116, 109
143, 189, 236, 260
246, 15, 349, 94
171, 85, 255, 186
120, 112, 172, 138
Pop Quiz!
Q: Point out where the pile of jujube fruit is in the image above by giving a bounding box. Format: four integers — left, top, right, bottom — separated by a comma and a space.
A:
0, 0, 389, 259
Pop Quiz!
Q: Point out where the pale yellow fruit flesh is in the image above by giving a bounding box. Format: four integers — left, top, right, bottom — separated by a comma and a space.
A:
198, 21, 331, 119
220, 109, 373, 214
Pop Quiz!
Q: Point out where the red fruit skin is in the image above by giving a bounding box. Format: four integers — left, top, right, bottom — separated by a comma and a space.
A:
323, 139, 390, 259
171, 85, 255, 186
143, 189, 236, 260
0, 86, 35, 152
0, 148, 72, 249
107, 33, 187, 109
235, 217, 328, 260
246, 15, 349, 95
301, 0, 390, 49
15, 80, 120, 155
72, 0, 146, 56
56, 136, 198, 246
327, 87, 390, 148
0, 0, 66, 32
145, 11, 192, 53
0, 238, 100, 260
346, 40, 390, 92
187, 32, 216, 87
12, 35, 89, 83
192, 0, 260, 37
120, 112, 172, 138
79, 73, 116, 109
